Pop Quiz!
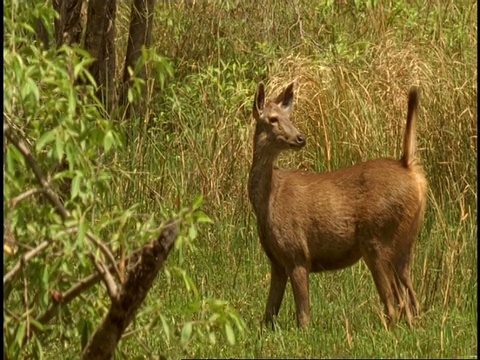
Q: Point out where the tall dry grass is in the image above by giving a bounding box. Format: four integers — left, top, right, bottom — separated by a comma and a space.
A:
110, 0, 476, 357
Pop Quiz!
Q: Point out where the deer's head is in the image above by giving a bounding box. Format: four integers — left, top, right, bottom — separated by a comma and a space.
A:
252, 82, 306, 155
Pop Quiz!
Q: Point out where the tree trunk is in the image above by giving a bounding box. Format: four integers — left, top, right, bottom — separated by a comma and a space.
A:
35, 18, 50, 49
53, 0, 67, 47
81, 222, 178, 360
53, 0, 84, 48
84, 0, 117, 113
118, 0, 156, 115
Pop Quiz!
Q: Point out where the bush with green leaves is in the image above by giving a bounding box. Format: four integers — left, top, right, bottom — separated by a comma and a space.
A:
3, 2, 244, 358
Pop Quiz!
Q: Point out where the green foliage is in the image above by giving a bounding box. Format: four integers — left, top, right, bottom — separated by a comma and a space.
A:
4, 2, 244, 359
125, 47, 174, 106
4, 0, 476, 358
112, 0, 475, 358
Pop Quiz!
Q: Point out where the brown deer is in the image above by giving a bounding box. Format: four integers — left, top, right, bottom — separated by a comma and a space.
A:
248, 81, 427, 329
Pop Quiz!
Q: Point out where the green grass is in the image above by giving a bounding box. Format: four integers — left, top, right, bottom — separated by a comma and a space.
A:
55, 0, 479, 358
103, 0, 478, 358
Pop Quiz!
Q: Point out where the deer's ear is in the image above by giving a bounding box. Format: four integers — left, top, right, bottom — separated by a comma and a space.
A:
274, 81, 295, 114
253, 82, 265, 120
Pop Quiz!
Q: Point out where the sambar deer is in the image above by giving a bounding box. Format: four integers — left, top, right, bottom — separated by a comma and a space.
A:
248, 81, 427, 329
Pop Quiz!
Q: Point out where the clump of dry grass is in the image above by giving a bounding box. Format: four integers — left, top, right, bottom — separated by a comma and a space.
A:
109, 1, 476, 357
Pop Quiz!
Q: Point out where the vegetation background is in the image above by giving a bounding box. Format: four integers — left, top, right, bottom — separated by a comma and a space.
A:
4, 0, 477, 358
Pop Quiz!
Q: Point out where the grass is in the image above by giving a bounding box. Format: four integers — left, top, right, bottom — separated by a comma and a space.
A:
89, 0, 477, 358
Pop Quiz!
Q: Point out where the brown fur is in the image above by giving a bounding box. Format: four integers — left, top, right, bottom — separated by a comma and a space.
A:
248, 82, 427, 329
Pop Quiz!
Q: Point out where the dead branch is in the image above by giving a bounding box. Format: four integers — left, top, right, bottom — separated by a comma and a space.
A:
86, 231, 122, 281
4, 188, 45, 255
9, 188, 45, 208
36, 221, 178, 324
37, 270, 101, 325
3, 123, 120, 285
291, 0, 305, 42
3, 241, 51, 286
90, 252, 119, 301
3, 227, 79, 287
4, 123, 70, 221
81, 221, 178, 360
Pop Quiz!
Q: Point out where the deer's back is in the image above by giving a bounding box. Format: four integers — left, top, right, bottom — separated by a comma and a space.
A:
261, 158, 426, 272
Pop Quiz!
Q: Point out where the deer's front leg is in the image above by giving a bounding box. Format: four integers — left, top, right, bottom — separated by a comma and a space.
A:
265, 262, 288, 329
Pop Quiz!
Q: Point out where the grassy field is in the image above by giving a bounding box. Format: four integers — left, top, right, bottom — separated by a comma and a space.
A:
80, 1, 477, 358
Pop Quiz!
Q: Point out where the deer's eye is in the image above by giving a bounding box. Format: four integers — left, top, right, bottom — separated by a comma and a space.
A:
269, 117, 279, 124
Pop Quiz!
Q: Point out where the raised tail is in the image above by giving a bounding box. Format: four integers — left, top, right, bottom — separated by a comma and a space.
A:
401, 87, 419, 168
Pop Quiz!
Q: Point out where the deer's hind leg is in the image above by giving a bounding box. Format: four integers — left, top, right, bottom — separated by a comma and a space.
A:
393, 207, 423, 322
361, 240, 397, 329
393, 245, 420, 322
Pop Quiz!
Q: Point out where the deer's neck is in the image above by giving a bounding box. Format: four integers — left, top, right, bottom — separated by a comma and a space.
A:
248, 131, 279, 217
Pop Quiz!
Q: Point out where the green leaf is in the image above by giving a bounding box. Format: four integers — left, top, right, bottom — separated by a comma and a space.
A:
33, 336, 44, 360
65, 143, 75, 167
68, 89, 76, 116
188, 223, 197, 240
103, 130, 114, 153
181, 322, 193, 344
195, 210, 213, 224
6, 146, 16, 173
80, 319, 91, 350
29, 319, 45, 332
55, 135, 65, 160
71, 173, 82, 199
77, 216, 86, 248
225, 323, 235, 345
208, 331, 217, 345
208, 313, 220, 323
36, 131, 56, 151
193, 195, 204, 209
26, 77, 40, 102
229, 312, 245, 333
15, 322, 26, 347
160, 314, 171, 342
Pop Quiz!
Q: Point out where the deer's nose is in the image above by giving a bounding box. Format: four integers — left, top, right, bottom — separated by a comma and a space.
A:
296, 134, 306, 146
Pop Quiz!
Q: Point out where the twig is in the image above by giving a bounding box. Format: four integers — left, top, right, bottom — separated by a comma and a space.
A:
3, 227, 79, 286
4, 123, 70, 220
9, 188, 45, 208
23, 272, 31, 338
35, 223, 176, 326
81, 221, 178, 360
3, 241, 51, 286
86, 231, 122, 282
37, 270, 102, 325
25, 220, 178, 355
89, 252, 119, 301
4, 123, 123, 282
5, 308, 22, 321
291, 0, 305, 42
4, 188, 45, 254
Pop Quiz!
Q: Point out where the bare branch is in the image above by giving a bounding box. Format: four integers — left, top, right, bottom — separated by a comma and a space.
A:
23, 273, 31, 338
291, 0, 305, 42
81, 221, 178, 360
9, 188, 45, 209
3, 241, 51, 286
4, 123, 70, 220
29, 220, 179, 352
35, 223, 175, 324
89, 252, 119, 301
4, 188, 45, 255
85, 232, 122, 282
3, 227, 78, 286
37, 270, 102, 325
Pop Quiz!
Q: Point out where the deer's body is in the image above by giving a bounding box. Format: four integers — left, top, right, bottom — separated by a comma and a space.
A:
248, 82, 427, 329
